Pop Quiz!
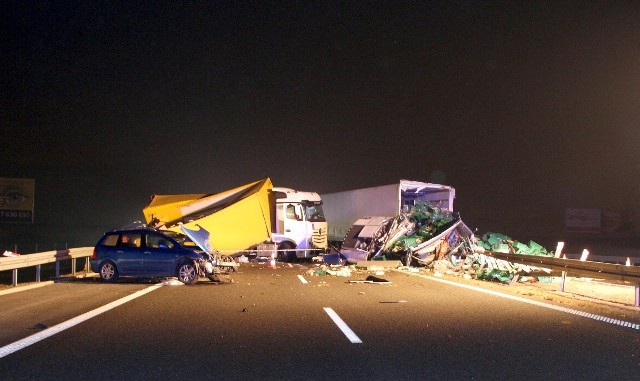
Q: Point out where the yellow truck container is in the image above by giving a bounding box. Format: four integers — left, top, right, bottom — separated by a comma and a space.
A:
143, 178, 272, 255
142, 178, 328, 259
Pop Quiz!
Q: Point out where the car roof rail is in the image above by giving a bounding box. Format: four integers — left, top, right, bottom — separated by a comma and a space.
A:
120, 221, 150, 230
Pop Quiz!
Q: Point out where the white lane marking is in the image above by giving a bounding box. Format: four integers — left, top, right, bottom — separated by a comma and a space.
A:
0, 284, 162, 358
324, 307, 362, 344
297, 275, 308, 284
402, 271, 640, 330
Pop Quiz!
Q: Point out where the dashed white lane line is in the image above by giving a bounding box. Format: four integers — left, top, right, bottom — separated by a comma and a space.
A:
402, 271, 640, 331
0, 284, 163, 359
297, 275, 308, 284
324, 307, 362, 344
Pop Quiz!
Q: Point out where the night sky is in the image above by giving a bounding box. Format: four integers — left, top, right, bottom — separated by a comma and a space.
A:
2, 1, 640, 246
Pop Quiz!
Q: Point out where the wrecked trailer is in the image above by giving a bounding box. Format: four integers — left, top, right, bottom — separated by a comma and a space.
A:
321, 180, 456, 243
339, 216, 395, 263
332, 201, 554, 283
143, 179, 273, 255
337, 202, 474, 265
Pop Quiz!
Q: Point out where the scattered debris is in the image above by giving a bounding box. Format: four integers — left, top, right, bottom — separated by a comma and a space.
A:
161, 278, 185, 286
338, 201, 474, 266
349, 275, 392, 284
475, 232, 553, 256
307, 265, 352, 277
322, 201, 558, 286
3, 250, 19, 257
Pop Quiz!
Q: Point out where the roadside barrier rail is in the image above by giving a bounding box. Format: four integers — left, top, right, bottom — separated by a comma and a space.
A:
485, 250, 640, 306
0, 247, 94, 286
0, 245, 323, 287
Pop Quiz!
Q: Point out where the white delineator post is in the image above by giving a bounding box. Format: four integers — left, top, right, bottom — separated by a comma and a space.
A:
580, 249, 589, 262
554, 241, 564, 258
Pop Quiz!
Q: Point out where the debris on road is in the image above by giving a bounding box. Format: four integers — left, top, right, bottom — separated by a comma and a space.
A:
348, 275, 392, 284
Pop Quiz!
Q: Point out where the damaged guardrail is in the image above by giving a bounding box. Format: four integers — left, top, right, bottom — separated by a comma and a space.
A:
484, 250, 640, 306
0, 247, 94, 287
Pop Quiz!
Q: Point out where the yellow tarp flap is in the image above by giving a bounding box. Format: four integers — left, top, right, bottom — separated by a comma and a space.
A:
143, 194, 208, 225
143, 178, 274, 255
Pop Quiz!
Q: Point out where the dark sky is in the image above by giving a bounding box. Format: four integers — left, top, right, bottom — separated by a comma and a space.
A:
2, 1, 640, 241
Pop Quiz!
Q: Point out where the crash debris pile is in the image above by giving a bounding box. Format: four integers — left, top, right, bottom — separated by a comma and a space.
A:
338, 201, 474, 265
475, 232, 553, 256
331, 203, 557, 284
404, 231, 555, 284
428, 252, 551, 284
384, 202, 457, 257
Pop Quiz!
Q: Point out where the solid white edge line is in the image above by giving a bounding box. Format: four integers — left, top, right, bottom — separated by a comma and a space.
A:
400, 270, 640, 331
297, 275, 308, 284
324, 307, 362, 344
0, 284, 163, 358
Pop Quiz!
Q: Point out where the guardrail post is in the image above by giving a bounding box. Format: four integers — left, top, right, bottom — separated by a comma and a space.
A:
36, 264, 41, 282
636, 283, 639, 308
560, 271, 567, 293
12, 269, 18, 287
55, 260, 60, 278
71, 258, 76, 275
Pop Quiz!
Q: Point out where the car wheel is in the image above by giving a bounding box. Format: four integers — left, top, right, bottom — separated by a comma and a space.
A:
177, 261, 198, 285
99, 261, 119, 282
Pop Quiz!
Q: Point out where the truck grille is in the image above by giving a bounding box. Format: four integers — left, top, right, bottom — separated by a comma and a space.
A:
312, 226, 328, 249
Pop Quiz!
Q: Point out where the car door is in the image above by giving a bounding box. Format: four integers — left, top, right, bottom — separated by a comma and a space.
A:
115, 233, 144, 274
142, 233, 179, 276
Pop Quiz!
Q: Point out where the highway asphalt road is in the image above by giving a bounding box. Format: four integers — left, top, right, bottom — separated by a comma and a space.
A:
0, 262, 639, 380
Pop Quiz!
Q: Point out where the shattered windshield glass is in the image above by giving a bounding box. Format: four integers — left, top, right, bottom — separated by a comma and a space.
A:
304, 204, 325, 222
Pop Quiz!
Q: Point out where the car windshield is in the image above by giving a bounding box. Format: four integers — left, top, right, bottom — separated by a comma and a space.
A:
304, 204, 326, 222
160, 230, 198, 247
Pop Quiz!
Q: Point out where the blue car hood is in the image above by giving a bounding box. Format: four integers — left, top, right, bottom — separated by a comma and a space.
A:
180, 224, 213, 254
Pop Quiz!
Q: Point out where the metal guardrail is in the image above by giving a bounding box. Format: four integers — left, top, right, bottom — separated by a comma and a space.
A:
483, 251, 640, 283
484, 250, 640, 307
0, 244, 323, 287
0, 247, 94, 286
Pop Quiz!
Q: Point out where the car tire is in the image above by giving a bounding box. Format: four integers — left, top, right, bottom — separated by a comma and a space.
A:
177, 261, 198, 285
99, 261, 119, 282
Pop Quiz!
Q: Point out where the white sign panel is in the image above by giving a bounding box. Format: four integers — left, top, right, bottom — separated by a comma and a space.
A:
564, 208, 601, 233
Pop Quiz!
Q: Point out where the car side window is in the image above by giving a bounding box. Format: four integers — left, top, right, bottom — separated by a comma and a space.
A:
102, 234, 119, 246
120, 233, 142, 248
146, 233, 174, 250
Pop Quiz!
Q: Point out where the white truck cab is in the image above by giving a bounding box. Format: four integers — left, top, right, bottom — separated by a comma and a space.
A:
271, 187, 328, 261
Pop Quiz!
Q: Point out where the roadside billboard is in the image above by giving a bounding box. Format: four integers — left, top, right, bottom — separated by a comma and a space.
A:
0, 178, 35, 223
564, 208, 601, 233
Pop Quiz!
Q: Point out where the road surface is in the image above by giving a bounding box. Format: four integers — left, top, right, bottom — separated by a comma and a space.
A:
0, 262, 639, 380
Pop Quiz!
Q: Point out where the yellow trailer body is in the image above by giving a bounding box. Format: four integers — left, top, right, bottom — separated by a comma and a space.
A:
142, 178, 273, 255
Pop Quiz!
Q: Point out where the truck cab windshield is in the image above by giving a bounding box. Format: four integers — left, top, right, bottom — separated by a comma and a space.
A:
304, 204, 325, 222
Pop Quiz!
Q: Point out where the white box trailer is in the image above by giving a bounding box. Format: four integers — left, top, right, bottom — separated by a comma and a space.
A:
321, 180, 456, 242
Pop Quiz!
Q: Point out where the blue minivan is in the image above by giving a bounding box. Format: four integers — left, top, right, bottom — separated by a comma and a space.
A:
91, 226, 207, 284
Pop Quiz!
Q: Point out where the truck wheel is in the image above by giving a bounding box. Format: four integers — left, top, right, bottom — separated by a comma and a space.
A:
177, 261, 198, 285
278, 242, 296, 263
99, 261, 119, 282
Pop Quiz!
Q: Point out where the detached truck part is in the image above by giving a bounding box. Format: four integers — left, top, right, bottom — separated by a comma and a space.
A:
321, 180, 456, 243
142, 178, 328, 261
